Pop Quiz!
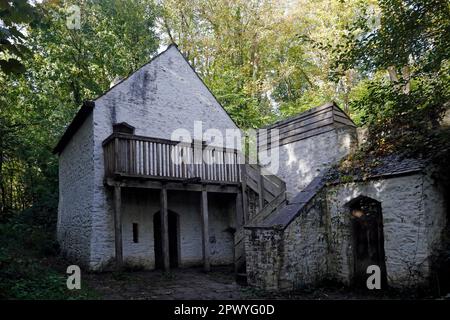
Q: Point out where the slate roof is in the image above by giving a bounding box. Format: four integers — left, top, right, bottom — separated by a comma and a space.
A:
326, 154, 426, 184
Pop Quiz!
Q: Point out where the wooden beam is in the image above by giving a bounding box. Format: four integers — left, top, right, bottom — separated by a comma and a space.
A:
201, 187, 210, 272
240, 165, 249, 223
113, 184, 123, 269
104, 177, 239, 193
160, 185, 170, 271
257, 168, 264, 212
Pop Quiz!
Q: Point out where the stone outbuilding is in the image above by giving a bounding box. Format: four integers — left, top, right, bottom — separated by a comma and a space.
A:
245, 154, 448, 291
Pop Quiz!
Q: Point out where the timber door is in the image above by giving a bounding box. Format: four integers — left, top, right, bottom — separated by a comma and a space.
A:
349, 196, 388, 288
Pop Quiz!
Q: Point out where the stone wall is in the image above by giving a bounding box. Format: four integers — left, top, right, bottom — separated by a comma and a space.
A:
245, 172, 447, 291
57, 113, 94, 267
276, 127, 357, 198
245, 191, 329, 291
245, 228, 284, 290
422, 173, 447, 262
326, 174, 434, 288
278, 194, 330, 290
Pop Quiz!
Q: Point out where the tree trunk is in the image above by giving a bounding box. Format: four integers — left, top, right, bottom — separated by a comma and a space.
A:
387, 66, 398, 82
401, 65, 411, 94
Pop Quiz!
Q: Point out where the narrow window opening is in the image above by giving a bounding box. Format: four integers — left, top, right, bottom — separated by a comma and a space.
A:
132, 223, 139, 243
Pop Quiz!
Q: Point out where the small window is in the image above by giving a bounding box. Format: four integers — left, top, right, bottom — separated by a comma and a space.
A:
132, 223, 139, 243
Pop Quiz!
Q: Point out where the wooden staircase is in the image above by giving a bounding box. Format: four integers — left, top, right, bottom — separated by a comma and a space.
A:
234, 164, 287, 278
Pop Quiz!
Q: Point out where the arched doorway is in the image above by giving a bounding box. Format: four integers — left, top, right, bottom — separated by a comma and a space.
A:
153, 210, 180, 269
347, 196, 387, 288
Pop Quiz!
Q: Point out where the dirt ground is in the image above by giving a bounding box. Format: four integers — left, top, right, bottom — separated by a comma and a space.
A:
82, 266, 438, 300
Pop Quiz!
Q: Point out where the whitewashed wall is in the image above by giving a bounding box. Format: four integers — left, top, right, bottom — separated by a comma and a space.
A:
277, 127, 357, 198
246, 172, 447, 290
57, 113, 94, 267
120, 189, 235, 269
121, 189, 159, 269
326, 173, 446, 288
89, 45, 239, 269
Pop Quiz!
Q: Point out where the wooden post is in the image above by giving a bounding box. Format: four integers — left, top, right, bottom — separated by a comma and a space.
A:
236, 192, 244, 229
201, 186, 210, 272
113, 184, 123, 269
160, 185, 170, 271
240, 164, 249, 223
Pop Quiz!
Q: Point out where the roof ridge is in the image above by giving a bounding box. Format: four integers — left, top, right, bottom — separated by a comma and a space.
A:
263, 101, 354, 129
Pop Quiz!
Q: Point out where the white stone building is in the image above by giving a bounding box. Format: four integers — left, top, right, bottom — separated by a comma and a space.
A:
54, 44, 448, 291
54, 44, 246, 271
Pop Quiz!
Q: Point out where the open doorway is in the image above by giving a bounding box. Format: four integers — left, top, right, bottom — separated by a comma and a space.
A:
348, 195, 387, 288
153, 210, 180, 269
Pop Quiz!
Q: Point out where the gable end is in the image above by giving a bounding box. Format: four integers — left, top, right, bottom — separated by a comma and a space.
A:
53, 43, 237, 155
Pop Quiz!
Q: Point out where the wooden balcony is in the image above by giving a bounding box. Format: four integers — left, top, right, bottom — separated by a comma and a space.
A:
102, 130, 287, 272
102, 132, 242, 187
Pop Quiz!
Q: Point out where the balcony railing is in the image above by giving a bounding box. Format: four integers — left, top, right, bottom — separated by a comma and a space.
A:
103, 133, 242, 184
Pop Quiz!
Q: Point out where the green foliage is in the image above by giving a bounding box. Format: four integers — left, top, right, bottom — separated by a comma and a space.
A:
350, 65, 449, 156
161, 0, 362, 126
0, 0, 40, 74
33, 0, 160, 104
333, 0, 450, 161
1, 1, 160, 298
335, 0, 450, 75
0, 0, 160, 218
0, 215, 97, 299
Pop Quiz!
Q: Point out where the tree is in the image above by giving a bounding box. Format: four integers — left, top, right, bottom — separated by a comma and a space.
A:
332, 0, 450, 159
161, 0, 280, 128
0, 0, 160, 216
160, 0, 363, 126
0, 0, 40, 74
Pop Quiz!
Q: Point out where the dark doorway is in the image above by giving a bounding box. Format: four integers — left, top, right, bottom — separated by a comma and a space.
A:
348, 196, 387, 288
153, 210, 179, 269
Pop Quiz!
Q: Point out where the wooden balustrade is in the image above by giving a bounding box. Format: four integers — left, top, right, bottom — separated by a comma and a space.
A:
103, 133, 242, 184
